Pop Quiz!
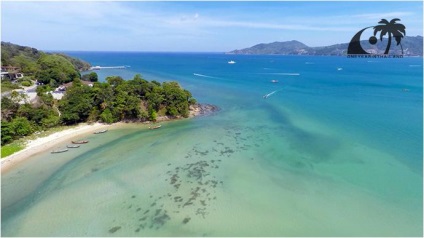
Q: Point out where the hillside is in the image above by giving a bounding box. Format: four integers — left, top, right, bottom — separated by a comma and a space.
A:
228, 36, 423, 56
1, 42, 91, 73
1, 42, 200, 148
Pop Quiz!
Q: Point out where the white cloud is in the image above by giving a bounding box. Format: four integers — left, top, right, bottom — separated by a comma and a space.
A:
1, 2, 421, 51
352, 11, 415, 20
199, 19, 355, 32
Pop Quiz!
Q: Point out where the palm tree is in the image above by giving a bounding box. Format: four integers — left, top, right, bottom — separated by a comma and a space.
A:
373, 18, 406, 54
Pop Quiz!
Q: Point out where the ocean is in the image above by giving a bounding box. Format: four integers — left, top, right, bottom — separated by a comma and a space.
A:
1, 53, 422, 236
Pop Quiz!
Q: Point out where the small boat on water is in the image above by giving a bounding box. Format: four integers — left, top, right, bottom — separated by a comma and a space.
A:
72, 140, 89, 144
228, 60, 236, 64
94, 129, 108, 134
149, 125, 162, 130
271, 80, 279, 83
51, 149, 68, 154
67, 145, 80, 148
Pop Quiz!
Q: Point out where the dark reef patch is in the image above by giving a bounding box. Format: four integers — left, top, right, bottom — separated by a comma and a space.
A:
108, 226, 121, 233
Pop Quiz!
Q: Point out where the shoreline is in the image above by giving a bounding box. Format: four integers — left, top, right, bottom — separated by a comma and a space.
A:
0, 103, 218, 174
1, 122, 110, 174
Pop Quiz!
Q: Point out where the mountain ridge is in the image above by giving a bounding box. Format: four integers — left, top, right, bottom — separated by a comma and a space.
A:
228, 36, 423, 56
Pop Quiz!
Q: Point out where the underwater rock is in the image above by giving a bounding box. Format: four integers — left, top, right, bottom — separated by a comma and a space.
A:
182, 217, 191, 224
108, 226, 121, 233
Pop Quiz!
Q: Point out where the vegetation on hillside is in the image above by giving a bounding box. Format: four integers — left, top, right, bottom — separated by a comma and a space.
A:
1, 74, 196, 145
35, 54, 81, 86
1, 42, 91, 72
1, 42, 197, 148
1, 42, 91, 89
1, 42, 41, 73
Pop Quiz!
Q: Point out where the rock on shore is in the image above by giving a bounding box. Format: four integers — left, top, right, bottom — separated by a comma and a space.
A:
189, 104, 219, 118
155, 104, 219, 122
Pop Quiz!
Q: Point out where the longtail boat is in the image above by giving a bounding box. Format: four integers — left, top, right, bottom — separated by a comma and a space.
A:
72, 140, 89, 144
67, 145, 80, 148
94, 129, 108, 134
51, 149, 68, 154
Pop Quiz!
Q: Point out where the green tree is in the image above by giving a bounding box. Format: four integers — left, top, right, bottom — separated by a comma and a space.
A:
87, 107, 100, 122
149, 110, 157, 122
59, 82, 94, 124
100, 108, 114, 123
162, 81, 191, 117
106, 76, 124, 87
1, 97, 19, 121
82, 72, 98, 82
11, 117, 33, 137
92, 82, 114, 110
1, 121, 14, 145
146, 86, 164, 112
41, 115, 60, 128
17, 104, 47, 125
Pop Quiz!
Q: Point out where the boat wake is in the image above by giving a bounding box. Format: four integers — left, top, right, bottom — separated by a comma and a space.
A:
263, 90, 280, 99
259, 73, 300, 76
193, 73, 216, 79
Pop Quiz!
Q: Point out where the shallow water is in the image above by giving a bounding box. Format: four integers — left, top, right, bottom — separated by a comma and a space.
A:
1, 54, 422, 236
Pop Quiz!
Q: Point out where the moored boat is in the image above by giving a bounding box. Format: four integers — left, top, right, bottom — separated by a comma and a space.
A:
149, 125, 162, 130
51, 149, 68, 154
72, 140, 89, 144
67, 145, 80, 148
94, 129, 108, 134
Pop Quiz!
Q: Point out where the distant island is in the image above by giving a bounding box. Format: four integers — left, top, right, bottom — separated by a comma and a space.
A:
227, 35, 423, 56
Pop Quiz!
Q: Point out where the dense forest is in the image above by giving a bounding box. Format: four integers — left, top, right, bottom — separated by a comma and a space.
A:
1, 74, 197, 145
1, 42, 197, 146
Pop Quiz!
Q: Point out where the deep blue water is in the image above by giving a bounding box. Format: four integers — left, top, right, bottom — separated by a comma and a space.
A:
65, 52, 423, 170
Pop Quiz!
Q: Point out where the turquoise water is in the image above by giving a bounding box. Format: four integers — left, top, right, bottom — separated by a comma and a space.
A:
1, 53, 422, 236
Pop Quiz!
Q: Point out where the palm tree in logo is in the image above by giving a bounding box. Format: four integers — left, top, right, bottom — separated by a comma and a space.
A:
371, 18, 406, 54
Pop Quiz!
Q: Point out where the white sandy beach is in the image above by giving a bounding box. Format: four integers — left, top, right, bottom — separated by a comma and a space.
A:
1, 122, 110, 173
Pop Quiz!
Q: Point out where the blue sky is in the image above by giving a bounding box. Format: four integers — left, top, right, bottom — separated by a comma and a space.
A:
1, 1, 423, 52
